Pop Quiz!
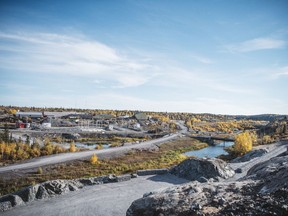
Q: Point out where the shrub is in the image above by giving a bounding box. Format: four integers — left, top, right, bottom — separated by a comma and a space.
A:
90, 153, 98, 164
37, 167, 43, 174
234, 132, 252, 156
69, 142, 76, 152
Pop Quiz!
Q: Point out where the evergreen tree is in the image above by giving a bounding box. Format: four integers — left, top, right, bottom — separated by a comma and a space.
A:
2, 124, 10, 143
25, 136, 30, 145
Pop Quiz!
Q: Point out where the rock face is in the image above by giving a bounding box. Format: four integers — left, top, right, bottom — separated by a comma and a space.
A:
170, 158, 235, 181
245, 154, 288, 193
127, 153, 288, 216
231, 148, 268, 163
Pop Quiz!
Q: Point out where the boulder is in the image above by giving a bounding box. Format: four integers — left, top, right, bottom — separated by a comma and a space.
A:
0, 201, 12, 212
36, 185, 50, 199
116, 174, 131, 182
137, 169, 168, 176
43, 180, 70, 195
14, 185, 39, 202
0, 194, 24, 209
170, 158, 235, 182
231, 149, 268, 163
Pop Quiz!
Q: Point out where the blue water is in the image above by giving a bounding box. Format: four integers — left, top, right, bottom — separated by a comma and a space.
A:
75, 142, 110, 149
185, 142, 234, 158
59, 142, 110, 149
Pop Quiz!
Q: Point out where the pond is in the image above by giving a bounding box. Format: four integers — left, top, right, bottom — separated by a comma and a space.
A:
184, 141, 234, 158
59, 142, 110, 150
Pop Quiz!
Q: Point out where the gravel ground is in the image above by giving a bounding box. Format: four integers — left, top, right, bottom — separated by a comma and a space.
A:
227, 141, 288, 181
0, 174, 189, 216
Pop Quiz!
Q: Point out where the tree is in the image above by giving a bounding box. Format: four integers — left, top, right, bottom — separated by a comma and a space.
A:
234, 132, 253, 155
31, 139, 40, 150
25, 136, 30, 145
2, 124, 10, 143
69, 142, 76, 152
90, 153, 98, 164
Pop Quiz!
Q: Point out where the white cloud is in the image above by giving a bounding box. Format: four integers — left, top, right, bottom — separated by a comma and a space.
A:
225, 38, 286, 53
191, 54, 214, 64
275, 66, 288, 76
0, 31, 155, 88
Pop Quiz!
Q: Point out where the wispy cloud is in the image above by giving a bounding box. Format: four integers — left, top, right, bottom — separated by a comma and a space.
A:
270, 66, 288, 79
0, 31, 156, 88
224, 38, 286, 53
190, 54, 214, 64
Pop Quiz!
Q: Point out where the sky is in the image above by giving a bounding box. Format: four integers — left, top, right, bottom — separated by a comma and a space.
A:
0, 0, 287, 115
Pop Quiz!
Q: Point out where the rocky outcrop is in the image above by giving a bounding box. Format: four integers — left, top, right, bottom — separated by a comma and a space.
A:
0, 173, 135, 212
245, 154, 288, 193
137, 169, 168, 176
231, 148, 268, 163
127, 153, 288, 216
170, 158, 235, 182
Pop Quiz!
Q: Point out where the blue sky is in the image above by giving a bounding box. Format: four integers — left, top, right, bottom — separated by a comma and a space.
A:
0, 0, 287, 115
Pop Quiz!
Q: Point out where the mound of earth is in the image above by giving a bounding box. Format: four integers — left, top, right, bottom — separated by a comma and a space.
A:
127, 152, 288, 216
231, 148, 268, 163
170, 158, 235, 182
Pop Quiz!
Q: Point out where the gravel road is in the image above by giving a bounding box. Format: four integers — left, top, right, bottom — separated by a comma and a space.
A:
0, 122, 188, 173
0, 133, 181, 173
0, 174, 189, 216
228, 141, 288, 181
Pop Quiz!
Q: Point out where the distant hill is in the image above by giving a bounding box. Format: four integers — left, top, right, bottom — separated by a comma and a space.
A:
234, 114, 287, 121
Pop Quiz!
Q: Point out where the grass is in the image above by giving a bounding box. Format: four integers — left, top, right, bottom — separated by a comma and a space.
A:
0, 137, 207, 196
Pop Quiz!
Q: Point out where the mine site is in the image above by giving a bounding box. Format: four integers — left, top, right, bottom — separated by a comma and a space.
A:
1, 0, 287, 215
0, 106, 287, 215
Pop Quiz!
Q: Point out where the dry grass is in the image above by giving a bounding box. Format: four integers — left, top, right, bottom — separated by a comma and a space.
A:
0, 137, 207, 196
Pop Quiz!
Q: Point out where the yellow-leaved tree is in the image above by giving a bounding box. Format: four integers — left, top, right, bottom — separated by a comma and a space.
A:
69, 142, 76, 152
90, 153, 98, 164
234, 132, 253, 155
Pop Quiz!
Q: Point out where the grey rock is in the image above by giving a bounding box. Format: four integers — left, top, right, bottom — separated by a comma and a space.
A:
0, 194, 24, 209
0, 201, 12, 212
36, 185, 49, 199
218, 197, 226, 205
170, 158, 235, 181
14, 185, 39, 202
191, 203, 202, 210
78, 178, 94, 185
137, 168, 168, 176
235, 168, 243, 173
43, 180, 69, 195
231, 149, 269, 163
246, 155, 288, 193
198, 176, 208, 183
127, 152, 288, 216
116, 175, 131, 182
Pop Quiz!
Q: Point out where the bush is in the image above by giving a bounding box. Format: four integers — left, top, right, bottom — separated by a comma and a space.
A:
37, 167, 43, 174
234, 132, 252, 156
69, 142, 77, 152
90, 153, 98, 164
